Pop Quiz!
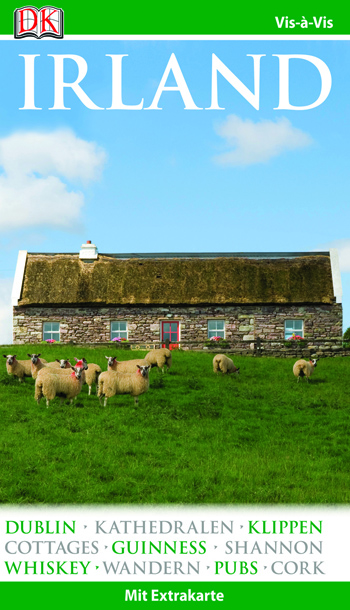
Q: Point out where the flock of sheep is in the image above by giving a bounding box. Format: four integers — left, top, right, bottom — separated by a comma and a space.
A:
3, 349, 318, 408
3, 348, 172, 408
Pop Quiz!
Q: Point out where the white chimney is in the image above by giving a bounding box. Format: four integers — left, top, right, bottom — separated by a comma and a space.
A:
79, 240, 98, 260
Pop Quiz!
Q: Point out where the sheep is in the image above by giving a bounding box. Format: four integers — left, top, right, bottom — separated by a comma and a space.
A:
98, 364, 151, 407
293, 359, 317, 382
35, 365, 84, 407
105, 356, 148, 373
3, 354, 33, 382
76, 358, 101, 395
144, 348, 172, 373
213, 354, 240, 375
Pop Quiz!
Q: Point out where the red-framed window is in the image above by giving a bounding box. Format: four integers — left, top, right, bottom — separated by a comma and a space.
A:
161, 321, 179, 349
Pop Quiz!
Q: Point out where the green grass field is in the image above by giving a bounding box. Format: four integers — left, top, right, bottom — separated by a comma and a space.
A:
1, 345, 350, 504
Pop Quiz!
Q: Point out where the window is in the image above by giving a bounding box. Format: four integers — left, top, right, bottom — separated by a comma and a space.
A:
161, 321, 179, 344
208, 320, 225, 339
111, 321, 128, 340
284, 320, 304, 340
43, 322, 60, 342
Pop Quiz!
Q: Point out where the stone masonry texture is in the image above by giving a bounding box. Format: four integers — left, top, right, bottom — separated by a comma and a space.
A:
13, 303, 343, 347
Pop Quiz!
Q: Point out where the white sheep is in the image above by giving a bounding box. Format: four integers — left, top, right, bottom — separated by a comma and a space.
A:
98, 364, 151, 407
105, 356, 148, 373
76, 358, 101, 395
293, 359, 317, 382
213, 354, 240, 375
3, 354, 34, 382
35, 365, 84, 407
144, 348, 172, 373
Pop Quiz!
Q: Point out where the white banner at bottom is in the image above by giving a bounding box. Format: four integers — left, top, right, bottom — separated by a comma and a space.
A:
0, 505, 348, 582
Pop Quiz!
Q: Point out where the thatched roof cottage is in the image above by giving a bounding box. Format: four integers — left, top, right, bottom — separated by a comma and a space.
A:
12, 242, 343, 347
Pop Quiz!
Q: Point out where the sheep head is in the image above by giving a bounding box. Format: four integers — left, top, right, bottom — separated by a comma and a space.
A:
56, 359, 71, 368
137, 365, 151, 378
71, 365, 84, 380
4, 355, 17, 364
105, 356, 117, 367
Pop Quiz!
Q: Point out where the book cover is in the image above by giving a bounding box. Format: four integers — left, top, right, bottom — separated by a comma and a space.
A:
0, 1, 349, 608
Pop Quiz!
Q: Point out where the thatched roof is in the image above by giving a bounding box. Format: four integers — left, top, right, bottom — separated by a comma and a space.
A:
16, 252, 335, 306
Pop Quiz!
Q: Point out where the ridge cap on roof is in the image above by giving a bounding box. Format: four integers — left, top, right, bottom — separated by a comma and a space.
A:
27, 251, 330, 258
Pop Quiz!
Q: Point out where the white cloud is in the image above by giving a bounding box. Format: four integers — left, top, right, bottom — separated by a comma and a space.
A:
315, 240, 350, 272
0, 279, 13, 345
0, 130, 106, 231
213, 115, 312, 166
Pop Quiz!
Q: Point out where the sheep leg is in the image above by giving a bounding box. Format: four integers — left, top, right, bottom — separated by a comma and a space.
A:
46, 399, 50, 407
88, 386, 92, 396
60, 397, 64, 406
134, 397, 139, 406
104, 397, 107, 407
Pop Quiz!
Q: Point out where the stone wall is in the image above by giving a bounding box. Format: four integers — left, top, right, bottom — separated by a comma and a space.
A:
12, 303, 343, 345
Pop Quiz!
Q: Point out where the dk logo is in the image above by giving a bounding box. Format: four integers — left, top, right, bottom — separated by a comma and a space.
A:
14, 6, 64, 39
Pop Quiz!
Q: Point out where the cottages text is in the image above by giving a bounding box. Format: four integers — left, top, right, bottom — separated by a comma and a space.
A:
19, 53, 332, 111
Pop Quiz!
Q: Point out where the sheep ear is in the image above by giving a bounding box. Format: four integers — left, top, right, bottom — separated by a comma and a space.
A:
27, 354, 32, 358
137, 365, 141, 369
3, 355, 8, 358
74, 357, 79, 362
105, 356, 109, 360
38, 354, 41, 357
56, 359, 60, 363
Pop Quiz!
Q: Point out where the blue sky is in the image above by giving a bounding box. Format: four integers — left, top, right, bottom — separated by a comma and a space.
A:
0, 39, 349, 342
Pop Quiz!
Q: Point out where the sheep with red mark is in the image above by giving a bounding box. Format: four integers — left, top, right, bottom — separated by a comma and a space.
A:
76, 358, 101, 395
35, 365, 85, 407
98, 364, 151, 407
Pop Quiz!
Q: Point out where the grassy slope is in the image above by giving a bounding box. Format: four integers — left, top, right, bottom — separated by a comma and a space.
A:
1, 345, 350, 504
